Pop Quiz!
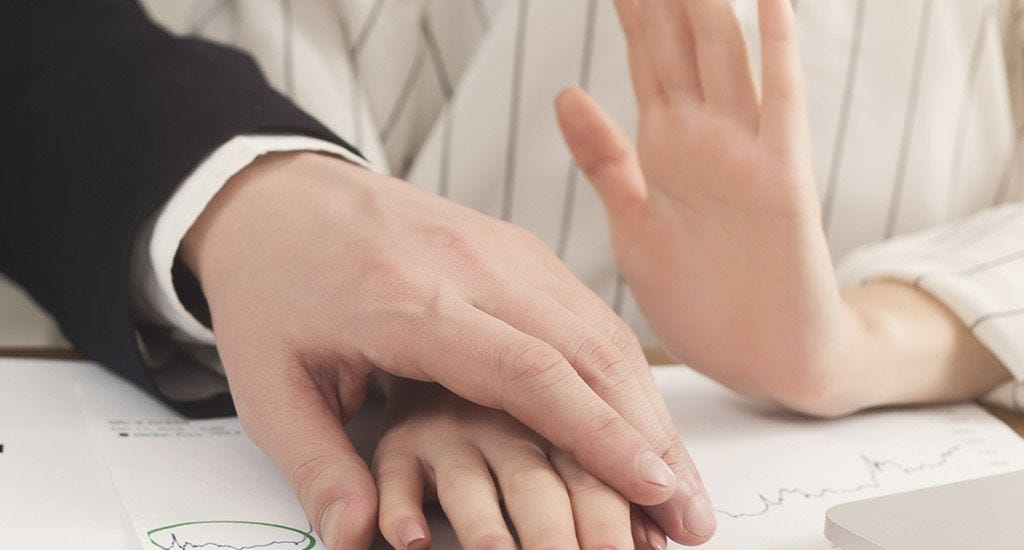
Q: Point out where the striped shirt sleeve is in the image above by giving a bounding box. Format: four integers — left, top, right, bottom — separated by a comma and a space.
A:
835, 203, 1024, 413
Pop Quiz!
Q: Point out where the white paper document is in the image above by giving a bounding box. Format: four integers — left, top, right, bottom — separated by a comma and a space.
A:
3, 358, 1024, 549
76, 374, 461, 550
0, 359, 133, 549
653, 368, 1024, 549
76, 369, 324, 550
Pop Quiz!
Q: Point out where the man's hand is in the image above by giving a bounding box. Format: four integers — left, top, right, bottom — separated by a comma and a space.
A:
181, 151, 714, 547
557, 0, 854, 415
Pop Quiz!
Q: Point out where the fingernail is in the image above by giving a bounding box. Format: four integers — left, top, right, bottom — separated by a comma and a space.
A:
398, 519, 427, 548
644, 518, 667, 550
637, 450, 676, 488
683, 494, 717, 538
319, 499, 347, 549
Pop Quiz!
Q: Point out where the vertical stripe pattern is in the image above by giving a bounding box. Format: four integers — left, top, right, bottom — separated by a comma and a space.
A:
168, 0, 1024, 380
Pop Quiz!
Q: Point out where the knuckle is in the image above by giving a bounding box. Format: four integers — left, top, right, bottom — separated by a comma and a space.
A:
504, 465, 563, 496
562, 466, 608, 495
573, 334, 631, 388
411, 415, 463, 442
337, 493, 379, 543
376, 418, 462, 463
476, 533, 516, 550
428, 223, 489, 271
585, 145, 634, 184
499, 346, 581, 405
657, 430, 687, 471
389, 274, 435, 304
371, 435, 411, 472
608, 319, 645, 365
586, 414, 622, 440
373, 459, 417, 495
507, 223, 551, 254
370, 454, 393, 481
361, 251, 407, 285
289, 453, 339, 506
569, 413, 627, 458
362, 267, 461, 330
540, 248, 572, 279
437, 460, 487, 494
498, 341, 568, 389
363, 255, 433, 300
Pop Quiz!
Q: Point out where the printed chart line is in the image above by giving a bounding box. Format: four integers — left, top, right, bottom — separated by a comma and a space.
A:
716, 442, 972, 519
148, 521, 315, 550
167, 532, 307, 550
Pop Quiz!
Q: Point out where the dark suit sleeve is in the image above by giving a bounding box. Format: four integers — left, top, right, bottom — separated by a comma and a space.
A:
0, 0, 362, 417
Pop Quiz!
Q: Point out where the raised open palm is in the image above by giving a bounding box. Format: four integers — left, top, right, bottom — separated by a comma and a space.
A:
559, 0, 858, 415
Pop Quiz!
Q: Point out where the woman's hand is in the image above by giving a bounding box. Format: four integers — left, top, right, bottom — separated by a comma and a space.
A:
372, 377, 668, 550
561, 0, 1013, 417
558, 0, 854, 415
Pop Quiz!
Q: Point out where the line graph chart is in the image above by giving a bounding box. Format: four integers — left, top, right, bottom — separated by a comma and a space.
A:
78, 374, 322, 550
147, 520, 315, 550
649, 368, 1024, 549
716, 442, 966, 519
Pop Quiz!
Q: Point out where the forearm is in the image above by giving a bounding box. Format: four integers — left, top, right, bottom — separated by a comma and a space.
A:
842, 281, 1011, 410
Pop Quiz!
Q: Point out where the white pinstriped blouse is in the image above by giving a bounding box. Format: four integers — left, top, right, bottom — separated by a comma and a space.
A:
134, 0, 1024, 411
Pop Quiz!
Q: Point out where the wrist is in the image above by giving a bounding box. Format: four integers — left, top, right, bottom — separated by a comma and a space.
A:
764, 284, 917, 417
180, 151, 365, 296
836, 287, 900, 411
768, 300, 867, 418
840, 280, 1009, 409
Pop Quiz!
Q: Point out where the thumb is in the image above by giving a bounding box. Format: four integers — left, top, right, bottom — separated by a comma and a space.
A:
233, 365, 378, 549
555, 85, 647, 223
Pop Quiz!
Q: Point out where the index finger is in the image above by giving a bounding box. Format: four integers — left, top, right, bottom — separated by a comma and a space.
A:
530, 266, 717, 543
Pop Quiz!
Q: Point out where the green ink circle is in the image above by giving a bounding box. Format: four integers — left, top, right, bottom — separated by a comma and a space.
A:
147, 520, 316, 550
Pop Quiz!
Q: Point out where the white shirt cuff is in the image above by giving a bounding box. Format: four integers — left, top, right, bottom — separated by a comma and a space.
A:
130, 134, 371, 349
834, 204, 1024, 414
